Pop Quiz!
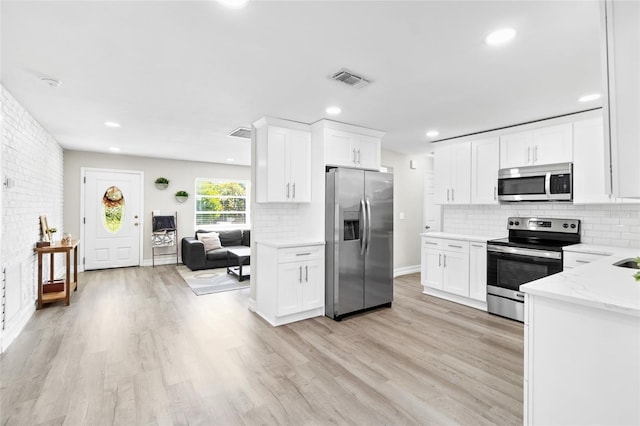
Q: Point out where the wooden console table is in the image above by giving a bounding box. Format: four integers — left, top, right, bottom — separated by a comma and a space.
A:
34, 240, 80, 309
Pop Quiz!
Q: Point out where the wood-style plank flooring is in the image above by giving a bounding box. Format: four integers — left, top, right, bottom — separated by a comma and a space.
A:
0, 266, 523, 425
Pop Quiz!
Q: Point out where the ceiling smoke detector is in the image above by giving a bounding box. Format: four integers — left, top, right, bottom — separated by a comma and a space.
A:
229, 127, 251, 139
330, 68, 372, 88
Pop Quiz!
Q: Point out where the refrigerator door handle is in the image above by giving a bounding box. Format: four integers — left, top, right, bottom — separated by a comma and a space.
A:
365, 198, 372, 254
360, 199, 367, 255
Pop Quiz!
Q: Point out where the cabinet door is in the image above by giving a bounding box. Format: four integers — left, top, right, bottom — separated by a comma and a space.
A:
573, 118, 612, 204
325, 129, 356, 167
301, 259, 323, 311
266, 127, 289, 202
277, 262, 303, 316
471, 138, 500, 204
500, 131, 533, 168
533, 123, 573, 165
450, 142, 471, 204
422, 247, 443, 289
354, 135, 380, 170
442, 250, 469, 297
288, 130, 311, 202
433, 146, 452, 205
469, 243, 487, 302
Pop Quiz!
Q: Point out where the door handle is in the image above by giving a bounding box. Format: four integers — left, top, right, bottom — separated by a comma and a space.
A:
360, 199, 367, 256
299, 266, 302, 283
305, 265, 308, 282
365, 198, 372, 254
134, 223, 139, 226
425, 225, 430, 230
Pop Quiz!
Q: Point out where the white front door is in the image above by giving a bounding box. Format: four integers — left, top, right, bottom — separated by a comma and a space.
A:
83, 169, 143, 270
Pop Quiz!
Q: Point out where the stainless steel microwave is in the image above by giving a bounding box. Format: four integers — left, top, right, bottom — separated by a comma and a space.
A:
498, 162, 572, 202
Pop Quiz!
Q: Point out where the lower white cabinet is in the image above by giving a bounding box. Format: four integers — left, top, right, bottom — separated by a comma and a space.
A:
256, 241, 325, 326
421, 235, 487, 310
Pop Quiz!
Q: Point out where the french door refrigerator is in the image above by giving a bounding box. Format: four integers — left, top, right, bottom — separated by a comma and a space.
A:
325, 167, 394, 320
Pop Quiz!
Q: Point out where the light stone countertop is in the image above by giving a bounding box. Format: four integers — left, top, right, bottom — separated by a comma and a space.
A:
255, 240, 325, 248
521, 246, 640, 317
563, 243, 623, 256
420, 231, 499, 243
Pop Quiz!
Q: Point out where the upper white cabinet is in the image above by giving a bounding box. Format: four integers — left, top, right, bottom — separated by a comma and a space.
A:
434, 142, 471, 204
313, 120, 384, 170
254, 117, 311, 203
471, 137, 500, 204
601, 1, 640, 198
500, 123, 573, 169
573, 117, 612, 204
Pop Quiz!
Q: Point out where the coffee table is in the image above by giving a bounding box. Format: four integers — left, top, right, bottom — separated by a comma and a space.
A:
226, 247, 251, 282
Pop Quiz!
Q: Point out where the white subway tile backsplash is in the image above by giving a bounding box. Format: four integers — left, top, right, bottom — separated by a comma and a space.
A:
443, 203, 640, 248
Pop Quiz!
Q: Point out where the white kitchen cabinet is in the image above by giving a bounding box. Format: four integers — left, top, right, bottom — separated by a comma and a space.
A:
469, 242, 487, 302
256, 241, 325, 326
421, 237, 469, 297
500, 124, 573, 169
601, 1, 640, 198
434, 142, 471, 204
324, 128, 381, 170
254, 117, 311, 203
573, 117, 613, 204
471, 137, 499, 204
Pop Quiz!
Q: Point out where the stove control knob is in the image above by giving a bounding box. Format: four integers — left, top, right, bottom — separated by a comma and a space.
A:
570, 224, 576, 229
515, 221, 520, 226
509, 221, 514, 226
563, 223, 569, 229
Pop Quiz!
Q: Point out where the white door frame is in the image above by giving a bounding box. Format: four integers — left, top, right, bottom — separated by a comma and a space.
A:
80, 167, 145, 271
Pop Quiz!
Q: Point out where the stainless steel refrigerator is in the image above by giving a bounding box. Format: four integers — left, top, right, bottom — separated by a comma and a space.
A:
325, 168, 394, 320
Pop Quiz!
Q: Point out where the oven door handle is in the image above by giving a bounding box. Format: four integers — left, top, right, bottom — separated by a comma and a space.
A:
545, 172, 551, 198
487, 244, 561, 260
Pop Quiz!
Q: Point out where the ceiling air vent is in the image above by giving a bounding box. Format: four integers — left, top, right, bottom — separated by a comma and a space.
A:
228, 127, 251, 139
330, 68, 372, 88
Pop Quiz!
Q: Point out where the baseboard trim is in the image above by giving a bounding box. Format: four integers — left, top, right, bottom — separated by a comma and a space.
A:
248, 298, 256, 312
1, 303, 35, 353
393, 265, 420, 277
422, 287, 487, 312
141, 257, 182, 267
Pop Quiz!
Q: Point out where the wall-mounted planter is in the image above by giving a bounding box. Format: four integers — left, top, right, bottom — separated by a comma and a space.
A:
155, 177, 170, 190
175, 191, 189, 203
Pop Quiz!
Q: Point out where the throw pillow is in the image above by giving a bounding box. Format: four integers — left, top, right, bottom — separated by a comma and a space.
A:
198, 232, 221, 251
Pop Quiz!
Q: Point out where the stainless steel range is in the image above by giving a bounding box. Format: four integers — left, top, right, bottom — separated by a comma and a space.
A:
487, 217, 581, 322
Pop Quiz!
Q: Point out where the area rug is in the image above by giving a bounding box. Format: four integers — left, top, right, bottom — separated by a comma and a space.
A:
176, 265, 250, 296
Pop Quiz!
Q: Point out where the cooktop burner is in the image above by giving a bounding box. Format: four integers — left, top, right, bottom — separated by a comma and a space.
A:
488, 217, 581, 251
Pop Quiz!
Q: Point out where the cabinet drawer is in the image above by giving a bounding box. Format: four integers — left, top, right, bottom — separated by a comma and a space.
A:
563, 251, 606, 269
422, 237, 443, 249
278, 245, 323, 263
442, 239, 469, 253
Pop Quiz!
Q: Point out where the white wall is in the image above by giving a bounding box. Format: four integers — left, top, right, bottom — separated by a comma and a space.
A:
381, 149, 433, 273
1, 85, 64, 351
63, 151, 250, 265
443, 203, 640, 248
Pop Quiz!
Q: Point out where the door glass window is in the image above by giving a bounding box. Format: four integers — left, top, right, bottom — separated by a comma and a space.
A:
102, 186, 125, 233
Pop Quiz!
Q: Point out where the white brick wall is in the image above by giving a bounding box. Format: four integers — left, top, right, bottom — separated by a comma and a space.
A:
443, 203, 640, 248
1, 85, 64, 350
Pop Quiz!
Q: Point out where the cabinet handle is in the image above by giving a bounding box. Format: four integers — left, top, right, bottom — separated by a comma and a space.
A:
575, 259, 590, 264
352, 149, 356, 164
443, 254, 447, 267
527, 146, 531, 163
424, 241, 438, 246
357, 149, 361, 165
299, 266, 302, 283
448, 244, 462, 249
451, 188, 454, 201
471, 244, 484, 248
286, 183, 290, 199
446, 188, 450, 202
305, 265, 308, 282
493, 186, 497, 200
438, 253, 442, 267
296, 252, 312, 256
292, 182, 296, 199
534, 146, 538, 163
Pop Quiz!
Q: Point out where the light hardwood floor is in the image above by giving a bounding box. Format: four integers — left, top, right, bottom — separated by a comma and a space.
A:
1, 267, 523, 425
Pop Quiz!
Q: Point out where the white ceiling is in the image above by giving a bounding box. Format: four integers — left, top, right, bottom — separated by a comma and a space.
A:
1, 0, 602, 166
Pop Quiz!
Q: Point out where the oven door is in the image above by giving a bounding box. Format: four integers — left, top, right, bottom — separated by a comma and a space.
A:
498, 174, 548, 201
487, 245, 563, 321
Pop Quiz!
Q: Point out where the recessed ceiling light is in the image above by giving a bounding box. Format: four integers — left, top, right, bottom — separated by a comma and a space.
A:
485, 28, 517, 46
578, 93, 601, 102
226, 158, 235, 162
40, 77, 61, 87
108, 147, 120, 152
104, 121, 121, 128
326, 106, 342, 115
217, 0, 249, 9
426, 130, 439, 138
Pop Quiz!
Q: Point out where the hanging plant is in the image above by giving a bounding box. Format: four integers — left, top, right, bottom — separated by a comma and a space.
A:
175, 190, 189, 203
155, 177, 169, 190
